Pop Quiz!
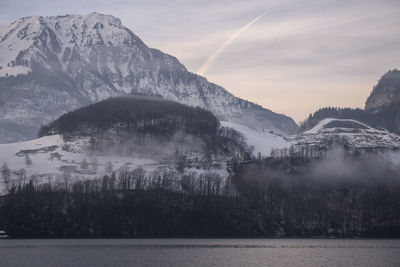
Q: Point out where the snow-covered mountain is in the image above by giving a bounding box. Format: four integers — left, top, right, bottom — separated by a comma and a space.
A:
0, 12, 297, 143
294, 118, 400, 151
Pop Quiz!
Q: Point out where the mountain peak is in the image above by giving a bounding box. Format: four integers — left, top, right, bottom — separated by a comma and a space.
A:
47, 12, 123, 28
10, 12, 123, 26
84, 12, 122, 25
0, 12, 140, 78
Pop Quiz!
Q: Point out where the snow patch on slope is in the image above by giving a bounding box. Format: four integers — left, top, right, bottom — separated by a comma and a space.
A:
305, 118, 372, 134
221, 121, 291, 156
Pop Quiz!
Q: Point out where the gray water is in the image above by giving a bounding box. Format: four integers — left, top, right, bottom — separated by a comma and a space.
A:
0, 239, 399, 267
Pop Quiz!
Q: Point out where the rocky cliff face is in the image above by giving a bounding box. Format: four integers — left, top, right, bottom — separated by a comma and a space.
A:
0, 12, 298, 143
365, 69, 400, 111
365, 69, 400, 134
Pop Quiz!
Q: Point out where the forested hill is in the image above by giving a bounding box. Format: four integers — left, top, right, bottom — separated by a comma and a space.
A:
299, 105, 400, 134
299, 107, 372, 132
39, 94, 220, 138
38, 94, 251, 160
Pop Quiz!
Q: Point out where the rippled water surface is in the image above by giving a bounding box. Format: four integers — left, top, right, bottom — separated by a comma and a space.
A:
0, 239, 399, 266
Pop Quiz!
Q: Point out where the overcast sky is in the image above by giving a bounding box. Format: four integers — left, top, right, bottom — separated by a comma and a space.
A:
1, 0, 399, 122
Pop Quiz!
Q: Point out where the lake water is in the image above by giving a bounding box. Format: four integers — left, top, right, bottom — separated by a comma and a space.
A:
0, 239, 399, 266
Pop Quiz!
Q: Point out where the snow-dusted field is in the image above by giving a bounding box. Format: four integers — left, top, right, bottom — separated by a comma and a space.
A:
0, 131, 231, 194
0, 134, 157, 178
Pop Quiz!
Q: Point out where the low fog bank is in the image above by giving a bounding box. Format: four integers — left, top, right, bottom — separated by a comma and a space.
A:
86, 130, 207, 161
389, 151, 400, 165
309, 148, 400, 185
1, 146, 400, 238
233, 147, 400, 188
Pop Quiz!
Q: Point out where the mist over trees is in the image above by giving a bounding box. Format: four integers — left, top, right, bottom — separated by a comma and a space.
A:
1, 148, 399, 238
38, 95, 251, 162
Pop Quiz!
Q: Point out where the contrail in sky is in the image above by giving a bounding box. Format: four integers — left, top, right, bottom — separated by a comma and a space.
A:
197, 12, 265, 76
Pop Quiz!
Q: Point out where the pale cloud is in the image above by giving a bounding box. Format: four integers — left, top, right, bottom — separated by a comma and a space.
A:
0, 0, 399, 121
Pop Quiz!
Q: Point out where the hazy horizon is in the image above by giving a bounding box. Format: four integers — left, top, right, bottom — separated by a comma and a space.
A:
1, 0, 399, 122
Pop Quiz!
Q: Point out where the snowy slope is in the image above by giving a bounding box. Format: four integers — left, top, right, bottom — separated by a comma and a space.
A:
0, 12, 298, 143
0, 133, 230, 194
295, 118, 400, 149
0, 114, 237, 191
221, 121, 291, 156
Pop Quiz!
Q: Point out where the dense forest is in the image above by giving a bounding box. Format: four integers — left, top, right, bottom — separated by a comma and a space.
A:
1, 150, 399, 238
39, 95, 220, 139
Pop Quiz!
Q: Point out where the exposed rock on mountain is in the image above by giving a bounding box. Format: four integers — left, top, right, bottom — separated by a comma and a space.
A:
365, 69, 400, 111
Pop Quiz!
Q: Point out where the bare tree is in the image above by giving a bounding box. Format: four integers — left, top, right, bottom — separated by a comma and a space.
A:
118, 167, 131, 190
16, 168, 27, 187
1, 163, 11, 192
132, 166, 146, 190
25, 155, 33, 168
